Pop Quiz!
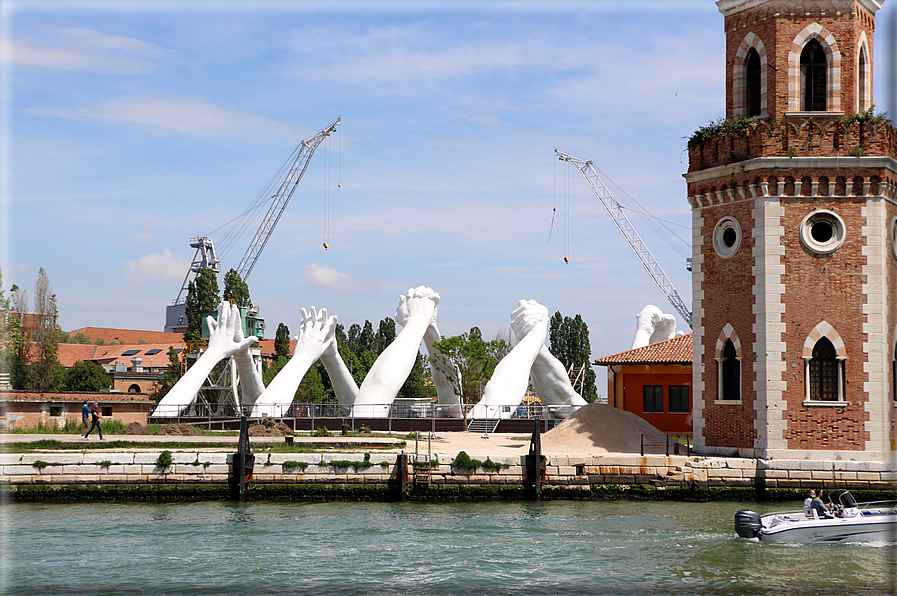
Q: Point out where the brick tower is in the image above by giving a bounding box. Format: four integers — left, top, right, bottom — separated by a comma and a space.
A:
685, 0, 896, 460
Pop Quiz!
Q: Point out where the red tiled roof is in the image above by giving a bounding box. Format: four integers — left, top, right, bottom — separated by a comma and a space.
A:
67, 327, 183, 345
594, 333, 693, 365
57, 342, 185, 367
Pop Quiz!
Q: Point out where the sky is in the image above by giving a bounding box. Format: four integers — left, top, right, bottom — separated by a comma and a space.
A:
2, 0, 895, 396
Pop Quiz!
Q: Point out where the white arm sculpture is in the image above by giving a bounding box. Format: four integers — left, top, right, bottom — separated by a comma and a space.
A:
471, 299, 548, 420
152, 302, 257, 417
397, 295, 462, 419
232, 318, 265, 405
250, 307, 358, 418
511, 302, 587, 419
630, 304, 677, 350
351, 286, 438, 418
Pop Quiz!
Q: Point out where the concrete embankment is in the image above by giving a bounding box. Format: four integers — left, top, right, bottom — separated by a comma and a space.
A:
2, 437, 894, 501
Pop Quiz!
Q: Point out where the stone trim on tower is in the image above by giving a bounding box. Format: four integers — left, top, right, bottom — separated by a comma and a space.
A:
691, 208, 707, 450
733, 32, 768, 117
862, 198, 890, 453
788, 23, 842, 113
751, 198, 786, 453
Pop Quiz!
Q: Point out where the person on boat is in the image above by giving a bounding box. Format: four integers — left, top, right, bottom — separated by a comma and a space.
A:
804, 489, 815, 513
809, 489, 832, 518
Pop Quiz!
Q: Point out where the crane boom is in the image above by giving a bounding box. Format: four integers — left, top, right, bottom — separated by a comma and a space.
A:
555, 149, 693, 329
235, 117, 340, 281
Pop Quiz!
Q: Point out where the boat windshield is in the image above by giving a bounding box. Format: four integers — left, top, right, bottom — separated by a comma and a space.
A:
828, 489, 858, 509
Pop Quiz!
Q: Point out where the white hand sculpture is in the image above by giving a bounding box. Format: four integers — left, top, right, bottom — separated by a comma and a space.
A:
631, 305, 677, 349
153, 302, 257, 417
232, 311, 265, 405
352, 286, 438, 417
252, 306, 337, 418
415, 290, 462, 418
510, 300, 587, 417
474, 299, 548, 420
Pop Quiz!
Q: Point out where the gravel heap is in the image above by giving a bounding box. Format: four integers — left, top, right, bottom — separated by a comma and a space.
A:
541, 403, 671, 455
248, 417, 293, 437
122, 422, 151, 435
154, 423, 202, 436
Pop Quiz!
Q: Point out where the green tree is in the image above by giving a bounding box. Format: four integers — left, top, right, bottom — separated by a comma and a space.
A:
184, 268, 220, 343
431, 327, 508, 405
548, 311, 598, 403
222, 268, 252, 307
375, 318, 396, 353
152, 347, 183, 401
31, 268, 62, 392
274, 323, 291, 359
65, 360, 111, 391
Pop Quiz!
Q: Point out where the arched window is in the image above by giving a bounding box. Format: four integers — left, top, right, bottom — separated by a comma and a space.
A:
801, 39, 827, 111
858, 45, 869, 112
128, 384, 141, 393
808, 337, 839, 400
721, 340, 741, 400
745, 49, 762, 117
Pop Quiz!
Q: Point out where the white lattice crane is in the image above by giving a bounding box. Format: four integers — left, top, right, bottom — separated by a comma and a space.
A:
555, 149, 693, 329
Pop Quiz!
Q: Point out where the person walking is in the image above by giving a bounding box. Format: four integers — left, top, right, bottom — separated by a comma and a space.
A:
82, 403, 103, 440
81, 401, 91, 433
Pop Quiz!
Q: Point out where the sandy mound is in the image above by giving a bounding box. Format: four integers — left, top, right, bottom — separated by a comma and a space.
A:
541, 403, 671, 455
122, 422, 151, 435
248, 417, 293, 437
154, 423, 202, 436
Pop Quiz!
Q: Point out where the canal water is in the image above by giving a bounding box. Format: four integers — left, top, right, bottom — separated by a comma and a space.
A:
1, 500, 893, 595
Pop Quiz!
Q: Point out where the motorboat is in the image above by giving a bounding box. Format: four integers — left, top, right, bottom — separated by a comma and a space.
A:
735, 490, 897, 543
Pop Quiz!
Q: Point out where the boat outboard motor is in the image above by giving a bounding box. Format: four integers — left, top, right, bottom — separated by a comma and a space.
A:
734, 510, 762, 538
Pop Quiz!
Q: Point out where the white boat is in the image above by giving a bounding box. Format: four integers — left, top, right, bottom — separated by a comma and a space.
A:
735, 490, 897, 544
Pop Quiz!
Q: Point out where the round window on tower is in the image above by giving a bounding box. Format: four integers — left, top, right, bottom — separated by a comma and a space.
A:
713, 216, 742, 258
799, 210, 845, 255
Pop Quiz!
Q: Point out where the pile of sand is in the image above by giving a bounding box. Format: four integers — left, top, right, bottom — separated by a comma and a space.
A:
122, 422, 151, 435
248, 418, 293, 437
541, 403, 671, 455
154, 423, 202, 437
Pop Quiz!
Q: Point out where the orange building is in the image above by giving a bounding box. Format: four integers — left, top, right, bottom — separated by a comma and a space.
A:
594, 334, 693, 438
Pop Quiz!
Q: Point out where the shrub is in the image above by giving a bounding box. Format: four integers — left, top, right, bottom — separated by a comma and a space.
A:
282, 460, 309, 472
98, 460, 113, 469
156, 451, 173, 469
313, 426, 333, 437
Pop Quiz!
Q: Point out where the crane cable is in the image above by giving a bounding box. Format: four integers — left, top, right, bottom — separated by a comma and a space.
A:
323, 135, 331, 250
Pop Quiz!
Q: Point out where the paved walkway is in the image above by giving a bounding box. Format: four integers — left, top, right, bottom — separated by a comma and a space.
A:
0, 432, 534, 458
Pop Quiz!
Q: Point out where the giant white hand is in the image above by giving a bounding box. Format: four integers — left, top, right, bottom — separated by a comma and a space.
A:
394, 285, 439, 328
230, 305, 265, 405
294, 306, 336, 362
510, 299, 550, 341
153, 302, 257, 417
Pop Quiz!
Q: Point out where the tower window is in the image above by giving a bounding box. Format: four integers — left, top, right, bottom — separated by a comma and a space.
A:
799, 210, 845, 255
721, 340, 741, 400
801, 39, 827, 111
713, 217, 742, 258
745, 49, 762, 117
808, 337, 841, 401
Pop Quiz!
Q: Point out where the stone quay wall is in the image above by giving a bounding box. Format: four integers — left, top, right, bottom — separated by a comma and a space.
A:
1, 451, 893, 492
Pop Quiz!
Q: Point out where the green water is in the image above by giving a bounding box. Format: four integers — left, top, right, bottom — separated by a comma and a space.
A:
1, 500, 893, 595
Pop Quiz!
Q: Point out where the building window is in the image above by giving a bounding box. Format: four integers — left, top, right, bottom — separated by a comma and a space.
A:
745, 48, 762, 116
643, 386, 663, 413
808, 337, 841, 401
800, 210, 845, 255
713, 217, 742, 258
669, 386, 690, 413
128, 384, 141, 393
858, 45, 869, 112
101, 406, 112, 417
801, 39, 827, 111
721, 340, 741, 400
49, 406, 62, 417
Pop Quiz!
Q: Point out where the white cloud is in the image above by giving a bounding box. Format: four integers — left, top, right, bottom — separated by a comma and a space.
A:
27, 95, 295, 141
302, 263, 365, 293
0, 28, 168, 73
123, 249, 189, 285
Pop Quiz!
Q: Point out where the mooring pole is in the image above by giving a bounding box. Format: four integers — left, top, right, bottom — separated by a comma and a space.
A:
525, 414, 544, 498
231, 414, 254, 500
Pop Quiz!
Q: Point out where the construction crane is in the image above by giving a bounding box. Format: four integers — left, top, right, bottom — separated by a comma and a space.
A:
164, 117, 340, 333
235, 117, 340, 281
554, 149, 693, 329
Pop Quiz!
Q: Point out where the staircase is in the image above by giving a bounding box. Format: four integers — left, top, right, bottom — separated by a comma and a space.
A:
467, 418, 500, 434
413, 453, 431, 485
